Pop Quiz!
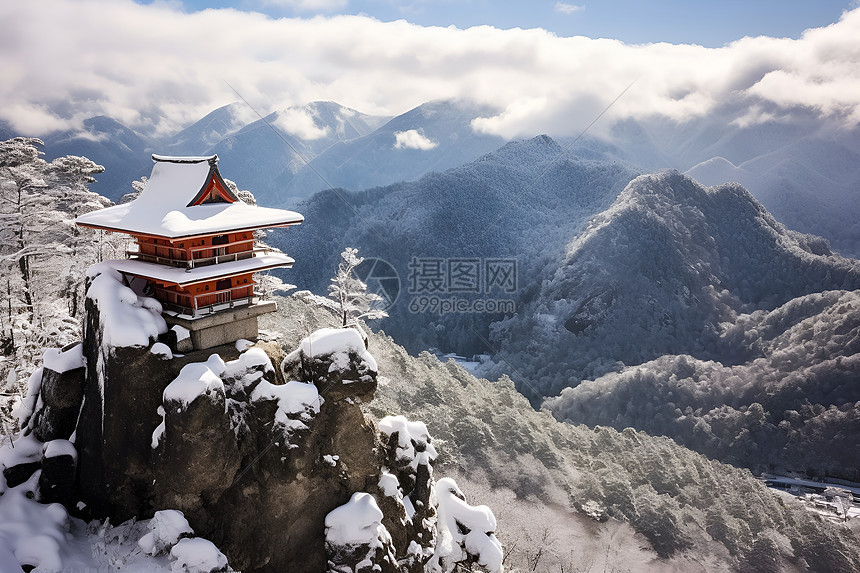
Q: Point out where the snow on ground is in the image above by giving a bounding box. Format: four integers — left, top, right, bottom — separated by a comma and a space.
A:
0, 446, 232, 572
0, 473, 69, 572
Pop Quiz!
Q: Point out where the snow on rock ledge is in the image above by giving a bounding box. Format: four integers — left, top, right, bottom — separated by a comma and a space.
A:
42, 343, 84, 374
170, 537, 229, 573
250, 380, 321, 436
163, 356, 227, 408
325, 492, 397, 573
138, 509, 230, 572
85, 263, 167, 348
282, 327, 378, 402
139, 509, 194, 556
379, 415, 437, 470
298, 327, 377, 371
430, 477, 503, 573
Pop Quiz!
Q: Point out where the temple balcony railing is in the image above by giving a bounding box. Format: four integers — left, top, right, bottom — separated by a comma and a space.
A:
153, 285, 265, 318
126, 246, 275, 269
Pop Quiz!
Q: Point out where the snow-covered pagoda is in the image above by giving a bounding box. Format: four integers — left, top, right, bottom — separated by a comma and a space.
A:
75, 154, 303, 350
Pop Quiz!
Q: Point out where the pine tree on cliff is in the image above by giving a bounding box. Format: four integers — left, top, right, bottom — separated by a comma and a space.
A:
311, 247, 388, 326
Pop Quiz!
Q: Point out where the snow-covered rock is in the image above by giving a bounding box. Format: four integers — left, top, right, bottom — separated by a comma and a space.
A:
85, 263, 167, 349
170, 537, 229, 573
430, 477, 503, 573
29, 346, 86, 443
379, 416, 438, 471
282, 327, 378, 402
325, 492, 398, 573
139, 509, 194, 556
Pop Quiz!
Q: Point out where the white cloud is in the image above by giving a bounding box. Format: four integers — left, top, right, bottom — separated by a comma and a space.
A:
0, 1, 858, 139
258, 0, 349, 12
273, 107, 331, 140
555, 3, 584, 15
393, 129, 438, 150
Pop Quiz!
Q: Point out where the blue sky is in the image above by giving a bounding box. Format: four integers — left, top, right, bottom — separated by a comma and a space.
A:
175, 0, 855, 47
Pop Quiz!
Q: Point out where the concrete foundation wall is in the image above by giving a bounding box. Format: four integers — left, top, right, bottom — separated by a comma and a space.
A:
164, 301, 277, 351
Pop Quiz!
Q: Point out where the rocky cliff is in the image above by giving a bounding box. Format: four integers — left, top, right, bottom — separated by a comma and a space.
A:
1, 266, 503, 573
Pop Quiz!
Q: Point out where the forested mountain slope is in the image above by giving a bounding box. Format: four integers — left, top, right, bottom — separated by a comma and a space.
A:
271, 135, 640, 354
262, 297, 860, 573
485, 170, 860, 401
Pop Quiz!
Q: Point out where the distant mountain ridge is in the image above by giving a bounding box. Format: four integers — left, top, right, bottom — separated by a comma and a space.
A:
13, 99, 860, 257
612, 116, 860, 257
485, 170, 860, 401
39, 116, 157, 203
30, 99, 507, 204
272, 100, 507, 205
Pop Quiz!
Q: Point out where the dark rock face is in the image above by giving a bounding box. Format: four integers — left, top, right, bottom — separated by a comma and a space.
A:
38, 443, 77, 506
148, 341, 384, 573
153, 379, 242, 513
32, 352, 85, 443
202, 383, 383, 572
2, 461, 41, 489
76, 296, 242, 521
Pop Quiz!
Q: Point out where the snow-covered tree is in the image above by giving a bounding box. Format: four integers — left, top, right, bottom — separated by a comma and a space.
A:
0, 137, 111, 389
0, 137, 52, 326
314, 247, 388, 327
118, 175, 147, 204
46, 155, 109, 317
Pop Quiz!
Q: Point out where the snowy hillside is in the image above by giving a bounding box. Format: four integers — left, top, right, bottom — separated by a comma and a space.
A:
262, 296, 860, 573
485, 170, 860, 402
271, 135, 639, 354
545, 288, 860, 479
611, 116, 860, 257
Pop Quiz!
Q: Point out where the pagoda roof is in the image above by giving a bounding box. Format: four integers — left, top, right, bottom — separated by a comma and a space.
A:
103, 253, 295, 287
75, 155, 303, 239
